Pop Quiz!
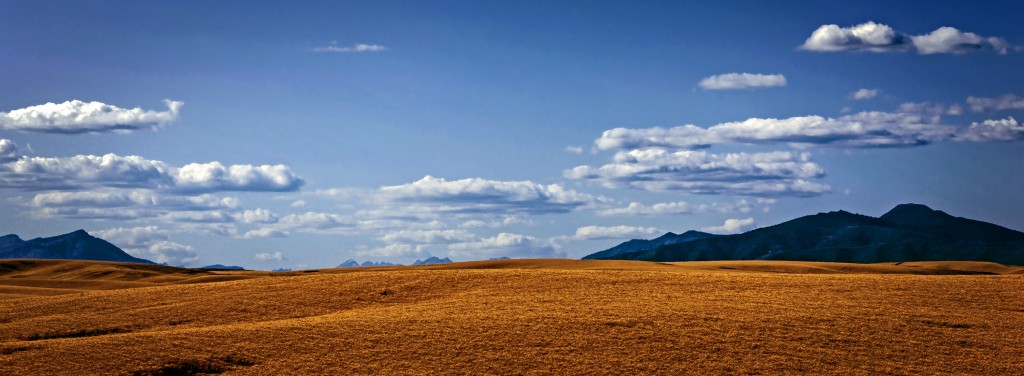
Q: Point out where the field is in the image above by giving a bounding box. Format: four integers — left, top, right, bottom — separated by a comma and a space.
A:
1, 259, 1022, 375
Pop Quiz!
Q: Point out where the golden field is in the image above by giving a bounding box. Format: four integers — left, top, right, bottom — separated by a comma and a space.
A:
1, 259, 1022, 375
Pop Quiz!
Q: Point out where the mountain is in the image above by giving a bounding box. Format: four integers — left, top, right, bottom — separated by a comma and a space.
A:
201, 264, 245, 270
336, 259, 401, 268
583, 204, 1024, 265
413, 256, 453, 265
0, 230, 153, 264
582, 230, 716, 260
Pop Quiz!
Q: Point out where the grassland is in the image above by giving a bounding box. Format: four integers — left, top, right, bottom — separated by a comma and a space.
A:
1, 259, 1022, 375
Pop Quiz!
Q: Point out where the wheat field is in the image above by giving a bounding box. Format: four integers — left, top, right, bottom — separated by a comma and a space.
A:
1, 259, 1022, 375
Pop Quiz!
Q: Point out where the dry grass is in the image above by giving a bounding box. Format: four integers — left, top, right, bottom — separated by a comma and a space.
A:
0, 259, 1022, 374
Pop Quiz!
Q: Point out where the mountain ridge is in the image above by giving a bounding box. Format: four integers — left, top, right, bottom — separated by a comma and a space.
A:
584, 203, 1024, 265
0, 230, 153, 264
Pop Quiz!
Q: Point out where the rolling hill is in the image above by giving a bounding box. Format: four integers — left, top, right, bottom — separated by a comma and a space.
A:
585, 203, 1024, 265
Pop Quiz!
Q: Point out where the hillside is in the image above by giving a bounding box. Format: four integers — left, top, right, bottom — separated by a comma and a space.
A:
586, 203, 1024, 265
0, 258, 1021, 374
0, 230, 152, 264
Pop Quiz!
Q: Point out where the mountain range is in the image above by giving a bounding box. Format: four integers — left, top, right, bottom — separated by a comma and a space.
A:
0, 230, 153, 264
584, 203, 1024, 265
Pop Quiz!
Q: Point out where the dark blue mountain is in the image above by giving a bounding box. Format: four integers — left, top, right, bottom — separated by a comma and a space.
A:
201, 264, 246, 270
413, 256, 453, 265
0, 230, 153, 264
583, 204, 1024, 265
582, 230, 716, 260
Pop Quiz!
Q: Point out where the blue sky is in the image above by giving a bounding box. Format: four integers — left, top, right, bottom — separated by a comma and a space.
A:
1, 0, 1022, 269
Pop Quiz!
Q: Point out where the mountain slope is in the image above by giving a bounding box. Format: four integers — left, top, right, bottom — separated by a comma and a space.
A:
582, 230, 716, 260
584, 204, 1024, 265
0, 230, 153, 264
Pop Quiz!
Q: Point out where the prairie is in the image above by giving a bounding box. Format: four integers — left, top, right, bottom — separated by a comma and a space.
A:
0, 259, 1022, 375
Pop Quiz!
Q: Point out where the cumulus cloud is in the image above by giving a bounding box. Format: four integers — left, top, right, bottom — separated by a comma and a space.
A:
565, 150, 830, 197
911, 27, 1006, 55
0, 100, 182, 134
570, 225, 661, 241
851, 88, 879, 100
0, 139, 19, 163
236, 208, 279, 224
967, 95, 1024, 112
0, 153, 303, 192
379, 176, 604, 215
313, 43, 387, 53
598, 201, 698, 216
594, 111, 956, 150
956, 117, 1023, 142
447, 233, 564, 259
272, 212, 355, 234
698, 73, 786, 90
26, 189, 240, 220
701, 217, 756, 234
459, 216, 533, 229
800, 22, 1009, 54
91, 226, 197, 265
254, 252, 286, 262
240, 227, 290, 239
357, 243, 428, 258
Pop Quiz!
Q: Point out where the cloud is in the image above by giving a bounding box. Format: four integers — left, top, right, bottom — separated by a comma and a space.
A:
594, 111, 957, 150
447, 233, 564, 259
598, 201, 698, 216
290, 200, 307, 208
565, 146, 584, 154
378, 176, 604, 215
967, 95, 1024, 112
272, 212, 356, 234
565, 150, 830, 197
0, 153, 303, 192
698, 73, 786, 90
255, 251, 286, 261
851, 88, 879, 100
800, 22, 1009, 54
313, 43, 387, 53
0, 139, 19, 163
26, 189, 240, 220
0, 100, 182, 134
570, 225, 661, 241
956, 117, 1023, 142
236, 208, 279, 224
380, 229, 477, 244
911, 27, 1006, 55
91, 226, 197, 265
701, 217, 756, 234
357, 243, 428, 258
239, 227, 290, 239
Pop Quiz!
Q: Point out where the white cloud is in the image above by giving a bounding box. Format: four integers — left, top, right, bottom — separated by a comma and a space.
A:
274, 212, 355, 234
379, 175, 604, 215
0, 100, 182, 134
255, 251, 286, 262
800, 22, 1009, 54
447, 233, 564, 259
565, 150, 830, 197
967, 95, 1024, 112
0, 153, 303, 192
956, 117, 1023, 142
290, 200, 307, 208
565, 146, 584, 154
458, 216, 533, 229
698, 73, 786, 90
851, 88, 879, 100
313, 43, 388, 53
236, 208, 279, 224
0, 139, 19, 163
357, 243, 428, 258
380, 229, 477, 245
701, 217, 756, 234
91, 226, 196, 266
598, 201, 698, 216
240, 227, 289, 239
570, 225, 661, 241
162, 210, 237, 223
26, 189, 240, 221
911, 27, 1004, 55
594, 111, 956, 150
800, 22, 909, 52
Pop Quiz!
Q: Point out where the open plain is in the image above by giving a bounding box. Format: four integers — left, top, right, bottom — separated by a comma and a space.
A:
1, 259, 1022, 375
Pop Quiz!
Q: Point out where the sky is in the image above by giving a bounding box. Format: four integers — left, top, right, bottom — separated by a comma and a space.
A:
1, 0, 1023, 269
